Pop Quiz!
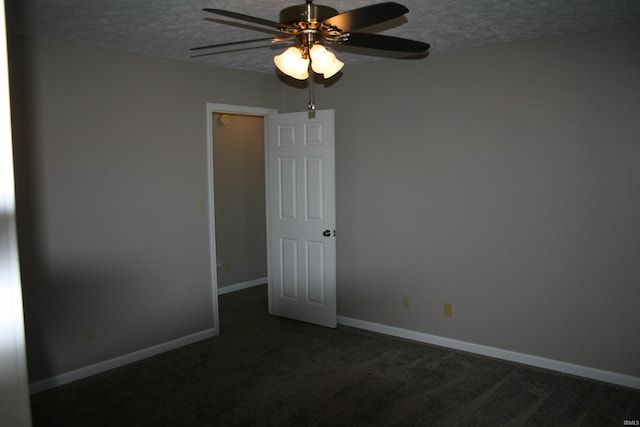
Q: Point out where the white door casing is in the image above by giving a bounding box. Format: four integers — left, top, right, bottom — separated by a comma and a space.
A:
206, 103, 277, 334
266, 110, 337, 328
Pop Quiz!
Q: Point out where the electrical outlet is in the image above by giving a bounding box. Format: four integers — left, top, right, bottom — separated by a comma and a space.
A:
83, 327, 93, 341
444, 303, 453, 318
402, 296, 411, 309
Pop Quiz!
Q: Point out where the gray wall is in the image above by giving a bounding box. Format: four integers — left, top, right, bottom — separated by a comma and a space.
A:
212, 113, 267, 288
9, 26, 640, 386
285, 27, 640, 377
9, 37, 281, 382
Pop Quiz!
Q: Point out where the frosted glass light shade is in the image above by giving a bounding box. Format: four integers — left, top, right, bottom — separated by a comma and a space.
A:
320, 57, 344, 78
310, 44, 344, 78
274, 47, 309, 80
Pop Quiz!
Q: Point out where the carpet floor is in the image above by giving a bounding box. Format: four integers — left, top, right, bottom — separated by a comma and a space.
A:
31, 284, 640, 426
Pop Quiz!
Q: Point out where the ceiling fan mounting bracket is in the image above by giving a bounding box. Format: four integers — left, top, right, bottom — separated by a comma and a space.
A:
279, 3, 339, 26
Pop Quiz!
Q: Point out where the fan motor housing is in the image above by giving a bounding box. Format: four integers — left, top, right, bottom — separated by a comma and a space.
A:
279, 4, 339, 24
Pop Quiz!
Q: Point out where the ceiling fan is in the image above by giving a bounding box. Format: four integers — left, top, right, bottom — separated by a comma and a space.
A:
192, 1, 430, 109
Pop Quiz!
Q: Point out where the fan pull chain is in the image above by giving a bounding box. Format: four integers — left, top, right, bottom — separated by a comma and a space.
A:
308, 66, 316, 118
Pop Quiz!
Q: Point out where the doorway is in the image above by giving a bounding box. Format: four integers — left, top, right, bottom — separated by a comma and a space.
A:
207, 104, 337, 331
212, 112, 266, 291
206, 103, 277, 332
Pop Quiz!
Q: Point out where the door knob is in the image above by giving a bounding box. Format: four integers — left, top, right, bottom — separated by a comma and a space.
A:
323, 230, 331, 237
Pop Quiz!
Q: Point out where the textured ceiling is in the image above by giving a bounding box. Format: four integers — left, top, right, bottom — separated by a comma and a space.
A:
7, 0, 640, 74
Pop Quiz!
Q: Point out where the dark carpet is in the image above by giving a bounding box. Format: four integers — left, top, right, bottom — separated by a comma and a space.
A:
31, 285, 640, 426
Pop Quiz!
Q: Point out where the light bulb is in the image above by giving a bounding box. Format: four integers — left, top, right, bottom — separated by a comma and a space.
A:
274, 47, 309, 80
310, 44, 344, 78
322, 57, 344, 78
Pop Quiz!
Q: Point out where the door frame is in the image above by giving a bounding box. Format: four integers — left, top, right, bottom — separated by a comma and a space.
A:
205, 103, 278, 331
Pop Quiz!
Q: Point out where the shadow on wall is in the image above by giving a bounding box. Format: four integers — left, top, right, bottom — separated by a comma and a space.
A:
6, 26, 56, 383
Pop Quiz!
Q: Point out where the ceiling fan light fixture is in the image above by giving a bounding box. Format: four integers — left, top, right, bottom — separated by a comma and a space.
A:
274, 46, 310, 80
309, 44, 344, 78
199, 1, 429, 107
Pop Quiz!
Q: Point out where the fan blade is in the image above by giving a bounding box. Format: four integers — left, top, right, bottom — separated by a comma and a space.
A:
204, 18, 284, 36
203, 8, 296, 31
339, 32, 429, 53
190, 44, 278, 59
190, 36, 293, 52
322, 2, 409, 32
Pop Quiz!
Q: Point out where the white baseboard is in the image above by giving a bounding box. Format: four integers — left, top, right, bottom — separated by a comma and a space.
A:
217, 277, 267, 295
337, 316, 640, 390
29, 328, 217, 394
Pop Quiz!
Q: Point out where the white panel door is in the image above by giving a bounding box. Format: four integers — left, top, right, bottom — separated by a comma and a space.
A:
266, 110, 336, 328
